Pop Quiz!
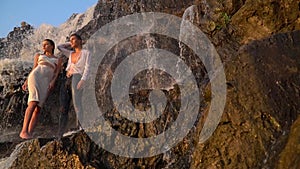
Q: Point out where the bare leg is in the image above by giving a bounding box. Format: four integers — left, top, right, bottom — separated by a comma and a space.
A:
28, 106, 41, 136
19, 101, 38, 139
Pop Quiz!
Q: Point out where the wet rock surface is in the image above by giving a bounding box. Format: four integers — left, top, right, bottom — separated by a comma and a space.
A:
191, 30, 300, 169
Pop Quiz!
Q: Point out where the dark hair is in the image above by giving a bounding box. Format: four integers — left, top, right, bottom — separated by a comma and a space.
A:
70, 33, 82, 41
43, 39, 55, 54
70, 33, 83, 48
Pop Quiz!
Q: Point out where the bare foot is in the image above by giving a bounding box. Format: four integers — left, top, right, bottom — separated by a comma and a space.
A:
19, 131, 33, 139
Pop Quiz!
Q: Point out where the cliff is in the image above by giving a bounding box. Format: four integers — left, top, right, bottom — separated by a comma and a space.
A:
0, 0, 299, 168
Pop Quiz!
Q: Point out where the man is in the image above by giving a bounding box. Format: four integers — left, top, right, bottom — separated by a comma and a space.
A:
57, 33, 91, 137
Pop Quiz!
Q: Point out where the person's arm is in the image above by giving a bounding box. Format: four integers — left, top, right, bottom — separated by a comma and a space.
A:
57, 43, 72, 57
48, 57, 63, 91
77, 50, 91, 89
22, 53, 39, 91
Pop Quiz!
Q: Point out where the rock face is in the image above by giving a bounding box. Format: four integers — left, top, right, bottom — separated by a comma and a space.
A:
192, 30, 300, 169
231, 0, 300, 44
0, 0, 300, 169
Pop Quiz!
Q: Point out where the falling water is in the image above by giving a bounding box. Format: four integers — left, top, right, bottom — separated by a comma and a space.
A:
173, 1, 212, 167
19, 4, 96, 61
145, 34, 158, 91
0, 4, 96, 97
199, 0, 210, 21
0, 59, 31, 97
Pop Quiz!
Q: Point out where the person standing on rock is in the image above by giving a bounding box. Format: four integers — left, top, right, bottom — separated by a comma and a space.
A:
20, 39, 62, 139
57, 33, 91, 137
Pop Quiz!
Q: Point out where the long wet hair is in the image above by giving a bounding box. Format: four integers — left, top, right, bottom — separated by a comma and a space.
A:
43, 39, 55, 55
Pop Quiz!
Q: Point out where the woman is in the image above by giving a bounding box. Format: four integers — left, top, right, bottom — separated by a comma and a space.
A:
20, 39, 62, 139
57, 34, 91, 136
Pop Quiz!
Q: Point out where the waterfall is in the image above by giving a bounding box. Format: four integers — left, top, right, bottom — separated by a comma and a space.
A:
19, 4, 96, 61
0, 58, 31, 97
0, 4, 96, 96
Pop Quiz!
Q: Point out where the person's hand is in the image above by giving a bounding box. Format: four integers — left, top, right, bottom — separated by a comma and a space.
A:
48, 81, 55, 91
64, 42, 72, 49
77, 80, 85, 90
22, 83, 27, 91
